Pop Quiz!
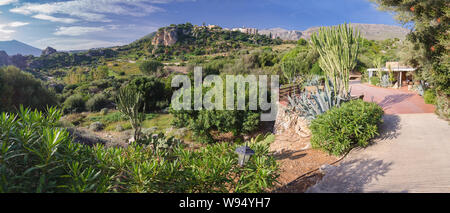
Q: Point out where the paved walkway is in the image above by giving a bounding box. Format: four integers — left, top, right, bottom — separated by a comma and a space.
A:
307, 83, 450, 193
349, 82, 435, 114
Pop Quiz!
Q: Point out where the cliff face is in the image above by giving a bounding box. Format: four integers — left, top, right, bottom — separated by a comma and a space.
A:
259, 28, 303, 41
152, 28, 180, 47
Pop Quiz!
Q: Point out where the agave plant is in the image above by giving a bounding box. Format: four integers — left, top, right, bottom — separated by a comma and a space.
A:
287, 80, 352, 120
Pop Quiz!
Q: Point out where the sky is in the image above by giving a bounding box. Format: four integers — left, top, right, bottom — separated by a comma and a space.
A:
0, 0, 400, 51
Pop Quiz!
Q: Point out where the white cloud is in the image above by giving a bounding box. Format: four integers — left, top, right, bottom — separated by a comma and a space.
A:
10, 0, 172, 22
54, 26, 105, 36
0, 0, 17, 6
8, 21, 29, 27
33, 37, 125, 50
0, 21, 29, 40
32, 14, 79, 24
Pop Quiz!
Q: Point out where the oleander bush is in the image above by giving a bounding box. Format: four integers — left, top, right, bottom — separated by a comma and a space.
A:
310, 100, 384, 156
0, 107, 278, 193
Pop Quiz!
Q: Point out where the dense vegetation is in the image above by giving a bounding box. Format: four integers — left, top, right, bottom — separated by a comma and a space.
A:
170, 76, 262, 143
0, 107, 279, 193
371, 0, 449, 119
1, 16, 444, 193
0, 66, 57, 112
288, 24, 384, 156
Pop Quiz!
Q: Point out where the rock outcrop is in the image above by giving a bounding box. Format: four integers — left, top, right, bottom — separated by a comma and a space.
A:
301, 23, 410, 41
152, 28, 180, 47
260, 24, 410, 41
151, 26, 192, 47
41, 47, 57, 56
0, 51, 30, 69
0, 51, 10, 67
10, 54, 30, 70
274, 103, 311, 138
259, 28, 303, 41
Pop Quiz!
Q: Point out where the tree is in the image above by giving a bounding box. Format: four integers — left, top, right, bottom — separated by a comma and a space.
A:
280, 47, 321, 84
371, 0, 449, 118
0, 66, 57, 112
139, 60, 164, 76
127, 76, 170, 112
297, 38, 307, 46
281, 58, 301, 84
373, 56, 384, 81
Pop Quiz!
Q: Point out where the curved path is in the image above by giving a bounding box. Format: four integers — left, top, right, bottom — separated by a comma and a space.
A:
349, 81, 435, 114
307, 82, 450, 193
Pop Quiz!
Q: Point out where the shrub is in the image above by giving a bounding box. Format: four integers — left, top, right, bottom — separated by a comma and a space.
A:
0, 66, 57, 112
89, 121, 105, 131
0, 107, 279, 193
92, 65, 109, 80
170, 78, 262, 143
63, 94, 86, 113
310, 100, 384, 156
86, 93, 110, 112
126, 76, 171, 112
424, 89, 437, 105
370, 77, 380, 86
139, 60, 164, 76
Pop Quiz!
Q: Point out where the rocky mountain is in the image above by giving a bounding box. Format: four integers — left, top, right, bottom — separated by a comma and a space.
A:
259, 23, 410, 41
41, 47, 57, 56
151, 25, 193, 47
259, 28, 303, 41
0, 50, 32, 70
0, 40, 42, 57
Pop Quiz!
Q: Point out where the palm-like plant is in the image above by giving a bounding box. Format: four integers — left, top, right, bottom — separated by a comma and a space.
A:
310, 23, 361, 97
373, 56, 384, 82
115, 87, 145, 142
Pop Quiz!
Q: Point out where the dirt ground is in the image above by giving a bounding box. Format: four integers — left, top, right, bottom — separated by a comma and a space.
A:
269, 129, 340, 193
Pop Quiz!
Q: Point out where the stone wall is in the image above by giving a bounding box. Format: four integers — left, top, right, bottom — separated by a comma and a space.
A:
273, 102, 311, 138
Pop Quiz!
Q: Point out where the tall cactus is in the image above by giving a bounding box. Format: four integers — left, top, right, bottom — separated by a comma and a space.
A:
310, 23, 361, 98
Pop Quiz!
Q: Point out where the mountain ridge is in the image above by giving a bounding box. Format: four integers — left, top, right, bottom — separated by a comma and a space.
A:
259, 23, 410, 41
0, 40, 42, 57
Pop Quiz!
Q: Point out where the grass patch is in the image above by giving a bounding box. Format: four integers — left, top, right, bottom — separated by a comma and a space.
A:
143, 114, 173, 131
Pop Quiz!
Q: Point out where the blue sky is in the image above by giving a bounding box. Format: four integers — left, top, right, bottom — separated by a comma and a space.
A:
0, 0, 399, 50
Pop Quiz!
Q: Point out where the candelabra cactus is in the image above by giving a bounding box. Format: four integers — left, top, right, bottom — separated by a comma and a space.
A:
310, 23, 361, 97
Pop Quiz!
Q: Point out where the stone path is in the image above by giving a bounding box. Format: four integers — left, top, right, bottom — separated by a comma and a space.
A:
307, 83, 450, 193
